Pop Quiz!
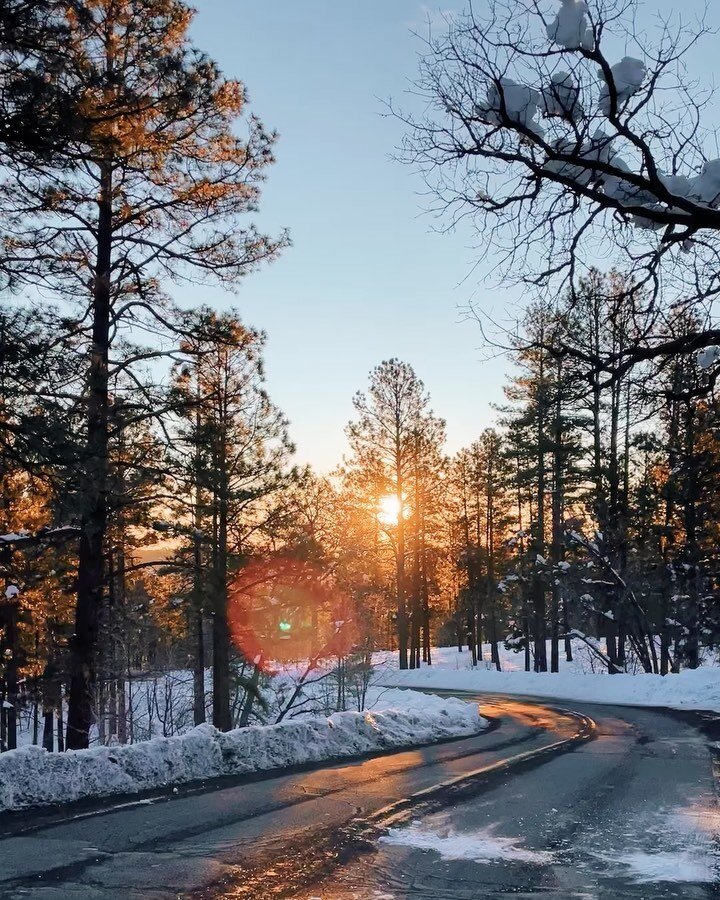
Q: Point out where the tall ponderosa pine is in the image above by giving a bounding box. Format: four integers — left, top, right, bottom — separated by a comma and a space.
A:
501, 307, 555, 671
172, 310, 293, 732
407, 413, 445, 668
450, 430, 513, 670
346, 360, 441, 669
0, 0, 286, 747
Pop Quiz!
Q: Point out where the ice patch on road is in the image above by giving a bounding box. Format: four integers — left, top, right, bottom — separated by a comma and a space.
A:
590, 803, 720, 885
617, 850, 718, 884
381, 822, 554, 865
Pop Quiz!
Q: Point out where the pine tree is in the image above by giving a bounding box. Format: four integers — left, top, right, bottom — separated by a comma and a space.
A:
346, 360, 443, 669
450, 431, 514, 670
171, 309, 293, 731
0, 1, 287, 747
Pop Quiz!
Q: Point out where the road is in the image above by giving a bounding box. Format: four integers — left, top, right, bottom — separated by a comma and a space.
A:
0, 695, 716, 899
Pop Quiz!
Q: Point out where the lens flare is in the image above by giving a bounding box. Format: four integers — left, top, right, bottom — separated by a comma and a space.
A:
227, 557, 356, 670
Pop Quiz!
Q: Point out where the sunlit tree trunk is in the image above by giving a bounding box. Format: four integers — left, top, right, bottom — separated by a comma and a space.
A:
396, 447, 409, 670
192, 386, 206, 726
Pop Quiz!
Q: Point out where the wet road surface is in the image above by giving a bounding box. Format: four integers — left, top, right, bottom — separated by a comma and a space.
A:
0, 695, 716, 899
293, 703, 720, 900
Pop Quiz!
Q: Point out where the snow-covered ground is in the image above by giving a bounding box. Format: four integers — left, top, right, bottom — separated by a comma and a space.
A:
375, 644, 720, 713
0, 687, 486, 812
377, 638, 720, 676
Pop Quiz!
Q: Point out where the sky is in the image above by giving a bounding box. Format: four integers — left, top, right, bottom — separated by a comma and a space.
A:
186, 0, 715, 472
186, 0, 515, 472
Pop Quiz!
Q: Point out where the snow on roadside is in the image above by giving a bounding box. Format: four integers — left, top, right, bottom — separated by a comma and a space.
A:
0, 689, 485, 812
378, 660, 720, 713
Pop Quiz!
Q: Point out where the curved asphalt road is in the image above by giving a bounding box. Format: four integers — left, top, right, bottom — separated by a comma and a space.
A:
0, 695, 716, 899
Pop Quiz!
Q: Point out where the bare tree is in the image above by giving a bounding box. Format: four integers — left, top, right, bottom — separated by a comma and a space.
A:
403, 0, 720, 374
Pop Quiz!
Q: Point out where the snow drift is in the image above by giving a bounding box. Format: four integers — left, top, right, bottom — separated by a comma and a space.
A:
0, 690, 484, 812
380, 663, 720, 713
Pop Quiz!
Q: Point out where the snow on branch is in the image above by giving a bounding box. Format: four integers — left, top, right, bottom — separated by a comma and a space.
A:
546, 0, 594, 51
598, 57, 646, 117
565, 628, 621, 672
0, 525, 80, 547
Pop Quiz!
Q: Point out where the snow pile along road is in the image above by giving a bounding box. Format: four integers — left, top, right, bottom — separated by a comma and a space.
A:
380, 664, 720, 712
0, 689, 485, 812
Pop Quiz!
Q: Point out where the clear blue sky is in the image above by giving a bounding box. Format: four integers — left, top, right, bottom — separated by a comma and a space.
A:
188, 0, 714, 472
187, 1, 514, 472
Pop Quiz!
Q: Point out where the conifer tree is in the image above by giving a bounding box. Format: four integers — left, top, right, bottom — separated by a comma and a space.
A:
0, 0, 287, 747
171, 309, 293, 731
346, 360, 443, 669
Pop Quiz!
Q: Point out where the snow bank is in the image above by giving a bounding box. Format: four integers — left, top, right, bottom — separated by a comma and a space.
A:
0, 689, 485, 812
379, 664, 720, 713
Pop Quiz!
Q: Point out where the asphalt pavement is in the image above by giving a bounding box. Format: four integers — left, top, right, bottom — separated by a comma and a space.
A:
0, 695, 716, 900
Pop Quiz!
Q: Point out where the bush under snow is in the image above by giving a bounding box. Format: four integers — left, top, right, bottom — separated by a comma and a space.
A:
0, 689, 484, 812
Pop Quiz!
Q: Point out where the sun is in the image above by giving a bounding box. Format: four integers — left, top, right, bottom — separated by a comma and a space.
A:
377, 494, 404, 526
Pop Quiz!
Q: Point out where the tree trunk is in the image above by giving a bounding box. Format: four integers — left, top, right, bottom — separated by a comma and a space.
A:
396, 472, 409, 669
42, 708, 54, 752
490, 609, 501, 671
41, 665, 59, 752
534, 359, 548, 673
683, 400, 701, 669
192, 385, 206, 725
468, 612, 478, 666
533, 576, 547, 672
4, 598, 17, 749
97, 682, 106, 745
393, 392, 409, 669
212, 401, 231, 732
238, 665, 260, 728
410, 508, 421, 670
421, 528, 431, 665
194, 607, 206, 725
563, 596, 573, 662
117, 677, 126, 744
108, 673, 117, 740
56, 692, 64, 753
550, 358, 564, 674
67, 160, 113, 750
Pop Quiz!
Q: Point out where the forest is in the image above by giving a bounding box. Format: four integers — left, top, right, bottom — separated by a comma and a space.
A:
3, 267, 718, 754
2, 0, 720, 758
